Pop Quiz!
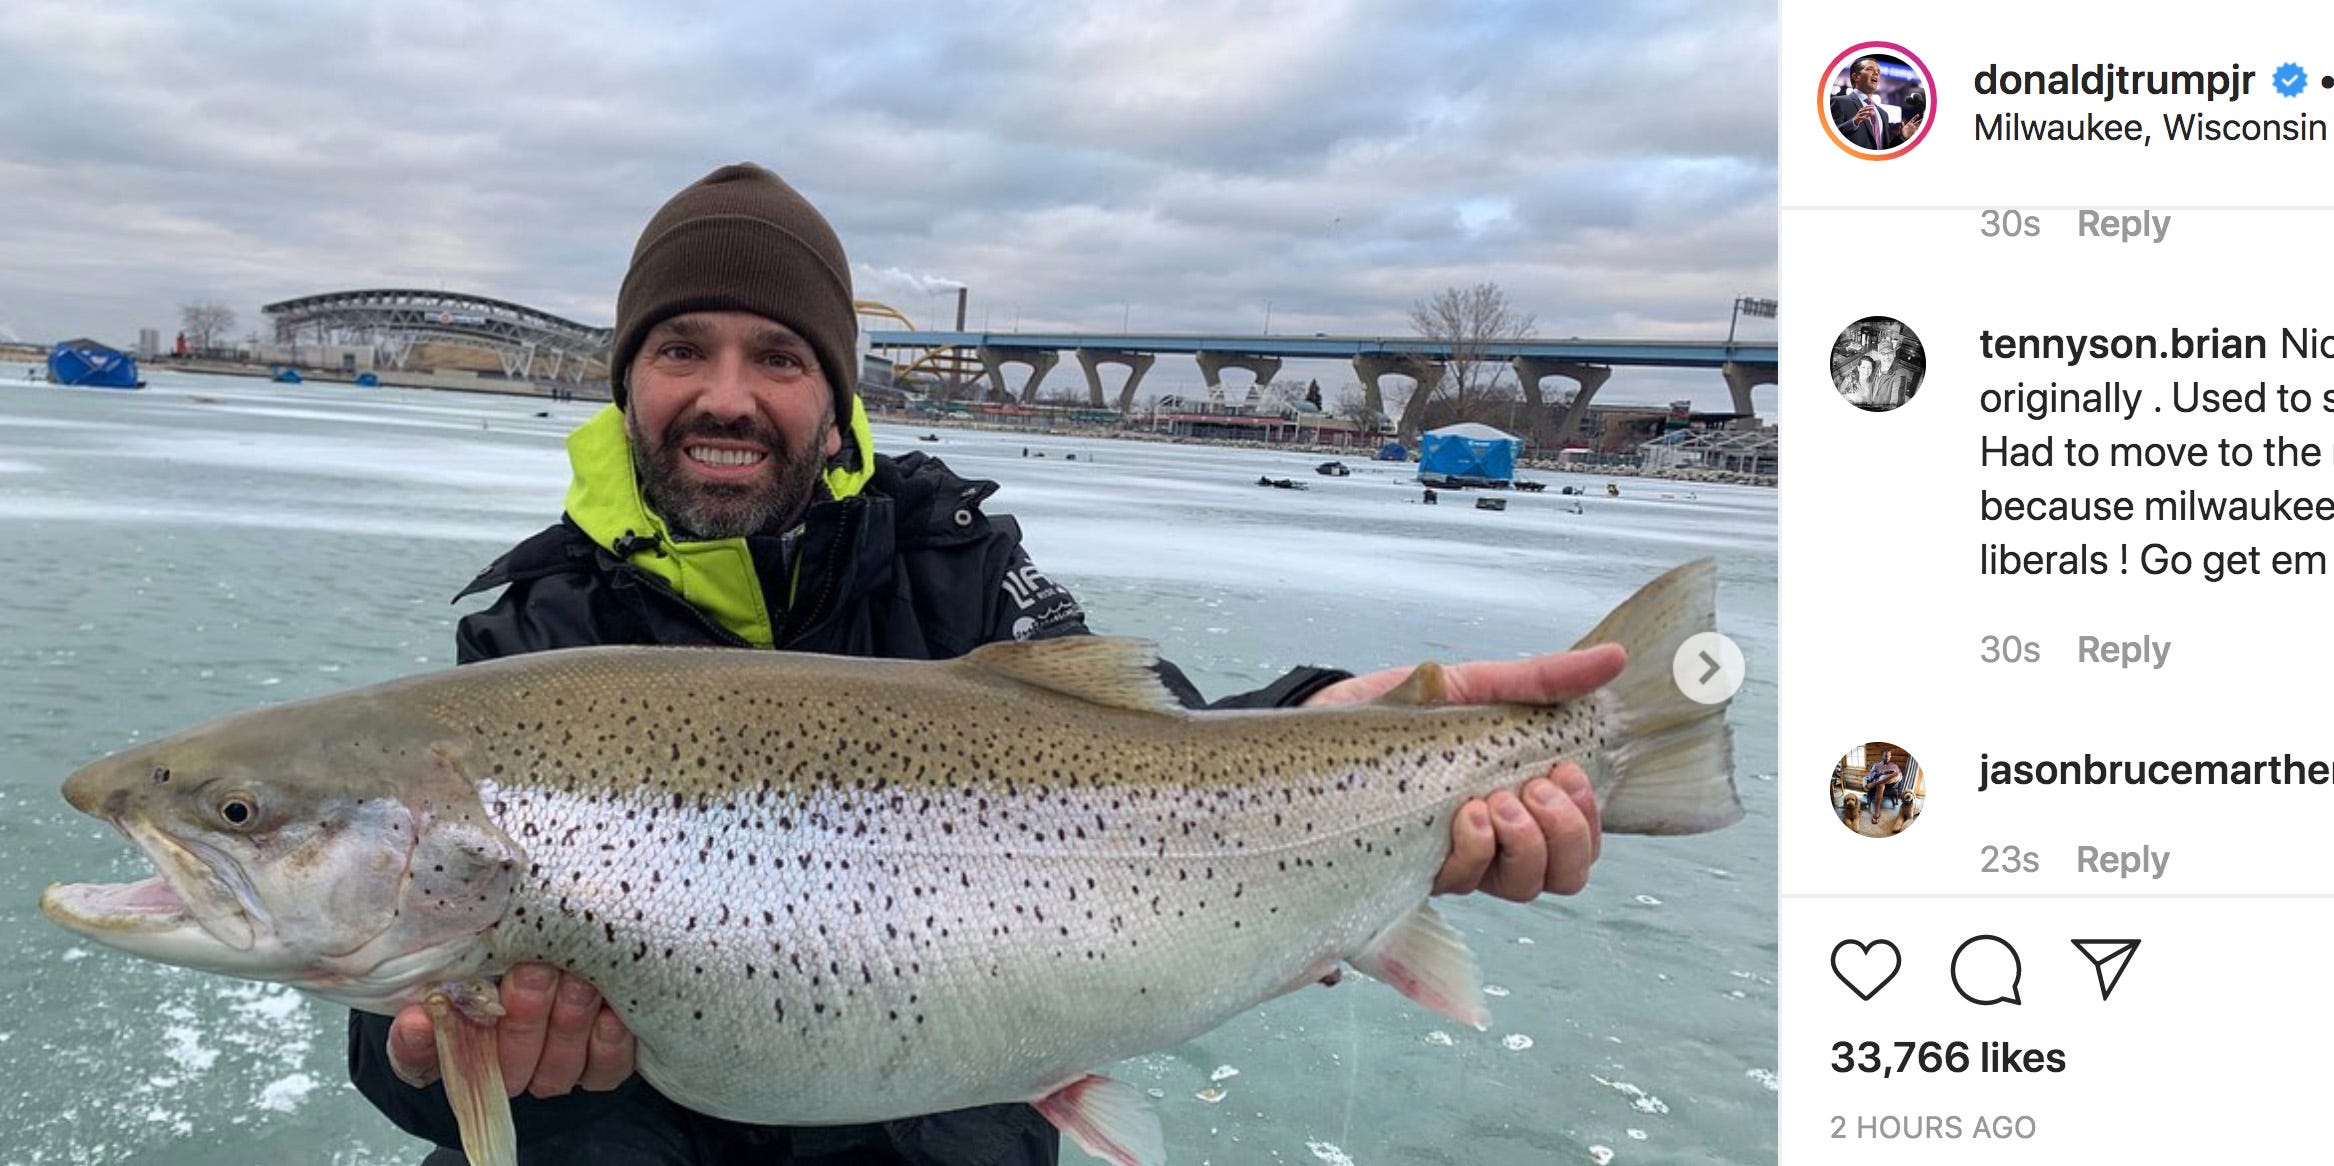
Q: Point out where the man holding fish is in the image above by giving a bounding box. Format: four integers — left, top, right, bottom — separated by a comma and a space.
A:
41, 163, 1743, 1166
359, 163, 1613, 1164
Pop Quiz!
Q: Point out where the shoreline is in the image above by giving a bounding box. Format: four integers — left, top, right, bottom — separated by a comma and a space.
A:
870, 411, 1778, 488
0, 350, 1773, 487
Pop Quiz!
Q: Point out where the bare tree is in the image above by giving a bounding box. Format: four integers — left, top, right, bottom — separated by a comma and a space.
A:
179, 301, 238, 357
1398, 283, 1535, 440
1332, 385, 1388, 437
1261, 377, 1317, 414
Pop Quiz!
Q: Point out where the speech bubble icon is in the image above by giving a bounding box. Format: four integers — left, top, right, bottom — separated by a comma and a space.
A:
1951, 934, 2023, 1006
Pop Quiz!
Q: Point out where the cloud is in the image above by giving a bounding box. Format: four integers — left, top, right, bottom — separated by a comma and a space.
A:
0, 0, 1774, 408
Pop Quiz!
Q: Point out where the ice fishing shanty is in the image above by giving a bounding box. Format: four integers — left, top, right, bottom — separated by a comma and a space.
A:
1415, 422, 1521, 487
45, 340, 143, 389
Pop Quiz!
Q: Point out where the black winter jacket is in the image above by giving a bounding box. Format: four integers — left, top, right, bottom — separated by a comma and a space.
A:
348, 450, 1348, 1164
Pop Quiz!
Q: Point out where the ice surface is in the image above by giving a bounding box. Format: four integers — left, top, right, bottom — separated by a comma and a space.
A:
1, 376, 1776, 1165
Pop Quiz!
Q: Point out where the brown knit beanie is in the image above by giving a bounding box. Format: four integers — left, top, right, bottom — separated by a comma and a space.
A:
610, 163, 856, 421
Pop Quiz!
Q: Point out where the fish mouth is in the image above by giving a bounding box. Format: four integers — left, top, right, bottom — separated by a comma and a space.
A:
40, 874, 194, 934
42, 820, 263, 966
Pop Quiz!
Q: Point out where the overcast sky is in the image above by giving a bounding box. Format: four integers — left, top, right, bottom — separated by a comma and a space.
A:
0, 0, 1776, 408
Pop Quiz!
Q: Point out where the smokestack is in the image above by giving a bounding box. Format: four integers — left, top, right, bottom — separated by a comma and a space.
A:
954, 288, 968, 331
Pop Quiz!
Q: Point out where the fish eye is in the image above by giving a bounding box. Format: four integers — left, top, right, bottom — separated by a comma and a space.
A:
217, 793, 259, 828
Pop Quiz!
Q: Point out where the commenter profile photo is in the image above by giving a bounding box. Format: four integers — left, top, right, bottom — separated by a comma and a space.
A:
1820, 44, 1935, 158
1832, 743, 1924, 838
1830, 316, 1926, 412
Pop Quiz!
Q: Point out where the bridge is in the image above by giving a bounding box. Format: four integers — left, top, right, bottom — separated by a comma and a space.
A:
865, 330, 1779, 438
255, 290, 1778, 437
263, 289, 614, 383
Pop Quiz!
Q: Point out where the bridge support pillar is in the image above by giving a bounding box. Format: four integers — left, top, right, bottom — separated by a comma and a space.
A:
1514, 360, 1612, 449
1353, 354, 1445, 442
977, 346, 1060, 404
1075, 349, 1156, 413
1195, 353, 1282, 407
1721, 361, 1776, 416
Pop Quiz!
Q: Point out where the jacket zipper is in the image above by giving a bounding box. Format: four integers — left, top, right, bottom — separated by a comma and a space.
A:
775, 505, 857, 647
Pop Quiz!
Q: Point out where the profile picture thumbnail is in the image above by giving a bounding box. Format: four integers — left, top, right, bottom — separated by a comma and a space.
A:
1819, 44, 1934, 157
1831, 742, 1924, 837
1830, 316, 1925, 412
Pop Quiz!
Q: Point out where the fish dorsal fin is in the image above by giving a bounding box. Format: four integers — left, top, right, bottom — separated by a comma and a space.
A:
962, 636, 1184, 715
1375, 661, 1449, 706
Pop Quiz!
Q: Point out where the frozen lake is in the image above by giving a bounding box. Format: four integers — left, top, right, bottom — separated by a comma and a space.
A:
0, 370, 1776, 1165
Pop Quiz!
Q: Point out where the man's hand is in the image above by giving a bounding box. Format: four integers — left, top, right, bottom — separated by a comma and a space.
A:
1304, 643, 1621, 902
387, 964, 636, 1099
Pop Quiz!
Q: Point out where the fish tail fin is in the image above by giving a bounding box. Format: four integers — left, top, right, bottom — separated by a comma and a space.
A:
1573, 557, 1742, 835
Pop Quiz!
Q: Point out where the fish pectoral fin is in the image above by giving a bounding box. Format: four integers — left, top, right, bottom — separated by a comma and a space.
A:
427, 982, 516, 1166
1349, 903, 1488, 1030
1031, 1073, 1165, 1166
960, 636, 1184, 715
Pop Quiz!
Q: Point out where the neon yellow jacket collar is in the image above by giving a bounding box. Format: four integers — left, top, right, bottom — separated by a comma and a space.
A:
560, 399, 876, 647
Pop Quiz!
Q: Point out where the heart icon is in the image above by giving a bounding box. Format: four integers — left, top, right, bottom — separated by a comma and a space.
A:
1832, 939, 1901, 1001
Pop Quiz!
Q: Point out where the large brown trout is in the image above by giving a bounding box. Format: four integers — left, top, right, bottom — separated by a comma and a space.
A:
42, 558, 1740, 1166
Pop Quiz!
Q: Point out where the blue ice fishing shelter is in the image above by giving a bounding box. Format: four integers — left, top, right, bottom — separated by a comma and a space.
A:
1416, 423, 1520, 486
1374, 441, 1409, 461
46, 339, 141, 389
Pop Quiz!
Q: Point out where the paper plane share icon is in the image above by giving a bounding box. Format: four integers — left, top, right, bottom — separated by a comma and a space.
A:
2071, 939, 2140, 1001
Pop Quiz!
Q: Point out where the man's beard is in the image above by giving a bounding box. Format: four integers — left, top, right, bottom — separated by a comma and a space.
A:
630, 410, 831, 541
